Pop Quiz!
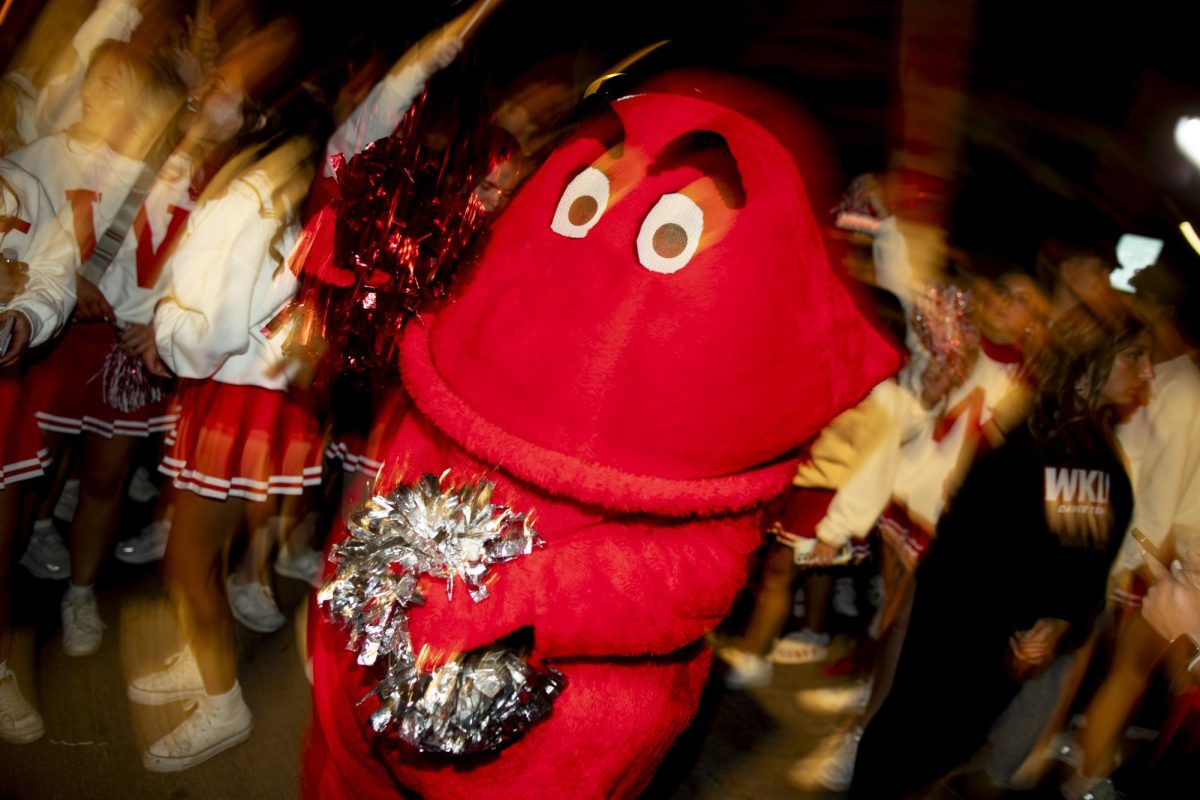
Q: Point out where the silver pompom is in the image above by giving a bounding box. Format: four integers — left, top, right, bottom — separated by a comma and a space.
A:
319, 471, 565, 754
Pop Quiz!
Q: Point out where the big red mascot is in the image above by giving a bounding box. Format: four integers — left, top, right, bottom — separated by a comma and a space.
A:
306, 69, 900, 799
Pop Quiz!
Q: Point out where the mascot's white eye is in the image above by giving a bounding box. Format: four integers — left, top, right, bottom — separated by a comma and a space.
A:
636, 193, 704, 274
551, 167, 610, 238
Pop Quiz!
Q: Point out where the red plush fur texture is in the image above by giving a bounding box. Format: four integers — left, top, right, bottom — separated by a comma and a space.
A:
307, 70, 900, 799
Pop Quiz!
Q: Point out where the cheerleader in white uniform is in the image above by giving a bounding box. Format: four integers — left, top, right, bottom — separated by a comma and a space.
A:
128, 74, 328, 769
6, 40, 182, 604
0, 159, 76, 744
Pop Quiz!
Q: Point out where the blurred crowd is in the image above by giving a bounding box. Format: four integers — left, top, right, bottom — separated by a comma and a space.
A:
0, 1, 1198, 798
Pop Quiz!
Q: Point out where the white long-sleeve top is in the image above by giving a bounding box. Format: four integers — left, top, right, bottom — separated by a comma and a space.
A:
155, 171, 300, 390
321, 60, 441, 177
812, 346, 1022, 548
0, 158, 77, 346
35, 0, 142, 137
97, 152, 195, 324
1113, 355, 1200, 572
6, 132, 144, 264
809, 379, 930, 548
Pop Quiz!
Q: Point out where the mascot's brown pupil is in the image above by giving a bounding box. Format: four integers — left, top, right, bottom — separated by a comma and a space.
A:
568, 196, 599, 226
653, 223, 687, 258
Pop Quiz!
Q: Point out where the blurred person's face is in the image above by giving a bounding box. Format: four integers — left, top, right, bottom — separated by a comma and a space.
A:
473, 159, 522, 215
1061, 255, 1112, 306
78, 57, 135, 145
179, 68, 247, 145
1098, 333, 1154, 408
977, 273, 1047, 345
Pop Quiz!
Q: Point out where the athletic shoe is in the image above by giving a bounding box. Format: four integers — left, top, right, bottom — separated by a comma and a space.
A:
53, 478, 80, 522
19, 520, 71, 580
274, 545, 324, 589
143, 689, 253, 772
0, 672, 44, 744
793, 679, 872, 716
128, 646, 206, 705
787, 726, 862, 791
1062, 773, 1122, 800
833, 576, 859, 618
127, 466, 160, 503
226, 578, 285, 634
770, 629, 831, 665
115, 519, 170, 565
1046, 731, 1083, 770
715, 647, 773, 689
61, 590, 104, 656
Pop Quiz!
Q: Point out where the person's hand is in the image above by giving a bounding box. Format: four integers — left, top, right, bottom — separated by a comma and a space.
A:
173, 13, 219, 88
75, 275, 114, 322
1008, 617, 1070, 678
0, 310, 32, 367
119, 321, 157, 358
808, 540, 841, 566
140, 343, 171, 378
1142, 549, 1200, 642
0, 256, 29, 302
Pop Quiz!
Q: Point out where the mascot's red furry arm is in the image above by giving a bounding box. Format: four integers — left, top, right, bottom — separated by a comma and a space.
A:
306, 70, 899, 800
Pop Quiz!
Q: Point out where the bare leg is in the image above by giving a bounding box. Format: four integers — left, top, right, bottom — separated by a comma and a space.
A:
232, 497, 279, 586
30, 429, 73, 524
162, 490, 245, 694
738, 542, 801, 656
67, 432, 138, 586
1076, 610, 1166, 778
0, 485, 20, 664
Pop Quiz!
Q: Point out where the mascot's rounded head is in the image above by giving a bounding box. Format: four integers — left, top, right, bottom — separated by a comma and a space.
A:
408, 69, 900, 501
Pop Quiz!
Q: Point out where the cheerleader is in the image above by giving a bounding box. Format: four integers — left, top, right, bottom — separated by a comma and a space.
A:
126, 77, 328, 770
6, 40, 183, 654
0, 159, 76, 744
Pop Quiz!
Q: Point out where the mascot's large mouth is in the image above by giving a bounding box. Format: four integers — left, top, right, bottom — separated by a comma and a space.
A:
401, 311, 802, 518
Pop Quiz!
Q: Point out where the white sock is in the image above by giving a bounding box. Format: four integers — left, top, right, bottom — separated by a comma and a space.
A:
65, 583, 93, 601
32, 518, 54, 532
0, 660, 9, 679
205, 681, 246, 718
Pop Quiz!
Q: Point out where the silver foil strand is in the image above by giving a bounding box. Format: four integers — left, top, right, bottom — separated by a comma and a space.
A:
319, 472, 565, 754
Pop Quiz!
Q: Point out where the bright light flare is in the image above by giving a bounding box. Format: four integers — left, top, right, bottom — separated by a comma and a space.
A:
1176, 116, 1200, 169
1181, 221, 1200, 258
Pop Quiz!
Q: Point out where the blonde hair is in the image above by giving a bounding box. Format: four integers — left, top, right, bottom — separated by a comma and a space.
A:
84, 40, 185, 163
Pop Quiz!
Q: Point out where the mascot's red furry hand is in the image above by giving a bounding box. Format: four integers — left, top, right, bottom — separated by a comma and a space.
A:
307, 70, 899, 800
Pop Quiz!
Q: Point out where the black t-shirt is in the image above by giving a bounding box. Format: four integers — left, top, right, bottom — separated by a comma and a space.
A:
912, 415, 1133, 657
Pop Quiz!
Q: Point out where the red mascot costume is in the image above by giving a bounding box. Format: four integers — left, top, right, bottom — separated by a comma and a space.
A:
307, 69, 900, 799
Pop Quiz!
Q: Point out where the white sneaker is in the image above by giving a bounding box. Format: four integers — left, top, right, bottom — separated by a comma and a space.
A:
787, 726, 862, 791
226, 578, 285, 634
769, 629, 831, 665
833, 576, 859, 618
61, 589, 105, 656
128, 646, 206, 705
127, 466, 160, 503
715, 647, 773, 689
143, 689, 253, 772
0, 672, 44, 744
274, 544, 324, 588
53, 478, 80, 522
115, 520, 170, 565
19, 520, 71, 580
794, 679, 872, 716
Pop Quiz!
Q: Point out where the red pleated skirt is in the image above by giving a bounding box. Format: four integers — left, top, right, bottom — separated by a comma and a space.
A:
22, 321, 176, 438
160, 379, 323, 502
1, 366, 50, 489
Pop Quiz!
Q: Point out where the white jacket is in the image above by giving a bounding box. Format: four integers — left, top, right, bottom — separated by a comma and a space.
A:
6, 132, 145, 263
155, 172, 299, 391
1113, 355, 1200, 572
0, 158, 77, 346
98, 152, 195, 324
